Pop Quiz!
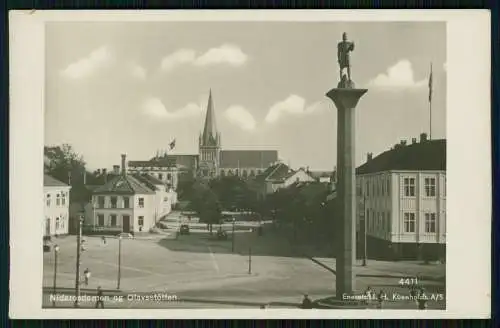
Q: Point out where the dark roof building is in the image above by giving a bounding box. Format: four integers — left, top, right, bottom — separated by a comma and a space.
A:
256, 162, 293, 182
356, 138, 446, 175
44, 174, 69, 187
92, 174, 155, 195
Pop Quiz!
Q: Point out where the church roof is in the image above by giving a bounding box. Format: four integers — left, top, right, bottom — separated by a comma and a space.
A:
356, 139, 446, 175
92, 174, 155, 195
220, 150, 278, 169
44, 174, 69, 187
201, 89, 218, 145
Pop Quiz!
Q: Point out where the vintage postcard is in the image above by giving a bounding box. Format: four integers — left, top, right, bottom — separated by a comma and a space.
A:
9, 10, 491, 319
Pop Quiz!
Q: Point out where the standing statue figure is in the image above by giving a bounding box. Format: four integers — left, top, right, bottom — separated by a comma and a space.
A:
337, 32, 355, 85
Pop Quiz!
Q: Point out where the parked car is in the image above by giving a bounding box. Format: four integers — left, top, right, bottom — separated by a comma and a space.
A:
180, 224, 190, 235
117, 232, 134, 239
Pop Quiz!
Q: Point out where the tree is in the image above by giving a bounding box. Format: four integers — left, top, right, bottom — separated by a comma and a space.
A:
209, 176, 259, 212
189, 181, 222, 234
44, 144, 87, 186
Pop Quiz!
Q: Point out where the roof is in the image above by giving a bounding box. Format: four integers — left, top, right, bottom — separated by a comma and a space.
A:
44, 175, 69, 187
201, 89, 218, 146
135, 173, 164, 186
92, 174, 155, 195
356, 139, 446, 175
309, 171, 333, 178
168, 154, 198, 170
128, 156, 176, 168
220, 150, 278, 168
256, 162, 293, 182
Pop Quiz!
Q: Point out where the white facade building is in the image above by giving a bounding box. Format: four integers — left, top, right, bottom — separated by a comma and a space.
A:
256, 163, 316, 198
44, 175, 71, 236
85, 154, 177, 234
355, 136, 446, 260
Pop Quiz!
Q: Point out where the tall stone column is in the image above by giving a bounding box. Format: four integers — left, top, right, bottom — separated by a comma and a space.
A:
326, 87, 367, 299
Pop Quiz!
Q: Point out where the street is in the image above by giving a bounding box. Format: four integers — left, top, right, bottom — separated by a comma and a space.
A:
43, 212, 446, 309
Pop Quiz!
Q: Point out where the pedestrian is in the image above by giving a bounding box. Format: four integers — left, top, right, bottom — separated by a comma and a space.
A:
101, 236, 107, 245
83, 268, 91, 286
301, 294, 313, 309
417, 287, 428, 310
95, 286, 104, 309
377, 290, 387, 309
364, 286, 375, 306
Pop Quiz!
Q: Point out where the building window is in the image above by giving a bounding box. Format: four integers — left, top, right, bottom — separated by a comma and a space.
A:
110, 196, 117, 208
46, 194, 51, 206
425, 177, 436, 197
62, 192, 66, 206
403, 178, 416, 197
366, 182, 369, 196
138, 197, 144, 208
123, 197, 130, 209
56, 194, 61, 206
167, 173, 172, 180
158, 173, 163, 180
164, 197, 168, 202
55, 217, 60, 230
98, 196, 105, 208
387, 179, 391, 196
403, 212, 416, 233
110, 214, 117, 227
425, 213, 437, 233
98, 214, 104, 226
138, 216, 144, 226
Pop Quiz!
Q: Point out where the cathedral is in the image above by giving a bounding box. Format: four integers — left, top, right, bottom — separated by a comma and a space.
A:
128, 90, 279, 184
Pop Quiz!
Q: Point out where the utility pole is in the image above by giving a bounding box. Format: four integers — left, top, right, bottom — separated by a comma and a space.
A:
74, 215, 83, 308
117, 236, 122, 289
52, 244, 60, 307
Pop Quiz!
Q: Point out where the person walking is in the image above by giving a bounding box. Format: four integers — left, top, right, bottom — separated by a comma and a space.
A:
417, 287, 428, 310
301, 294, 313, 309
95, 286, 104, 309
83, 268, 91, 286
376, 290, 387, 309
101, 236, 107, 245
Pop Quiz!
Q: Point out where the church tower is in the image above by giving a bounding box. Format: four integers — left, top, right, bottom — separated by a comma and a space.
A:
198, 89, 221, 178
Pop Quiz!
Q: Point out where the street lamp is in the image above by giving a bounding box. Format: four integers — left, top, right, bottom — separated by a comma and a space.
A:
52, 244, 60, 307
74, 215, 84, 308
231, 218, 236, 253
117, 235, 122, 290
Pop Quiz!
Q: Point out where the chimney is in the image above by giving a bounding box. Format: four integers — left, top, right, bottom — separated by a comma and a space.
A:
420, 133, 428, 143
121, 154, 127, 175
367, 152, 373, 162
113, 165, 120, 175
103, 169, 107, 183
412, 138, 417, 144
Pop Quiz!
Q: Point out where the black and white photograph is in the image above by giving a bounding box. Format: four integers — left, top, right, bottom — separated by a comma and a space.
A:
9, 10, 491, 319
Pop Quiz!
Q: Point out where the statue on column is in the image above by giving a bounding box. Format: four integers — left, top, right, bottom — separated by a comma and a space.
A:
337, 32, 355, 88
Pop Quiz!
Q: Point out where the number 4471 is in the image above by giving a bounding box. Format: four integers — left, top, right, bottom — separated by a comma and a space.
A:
399, 278, 419, 285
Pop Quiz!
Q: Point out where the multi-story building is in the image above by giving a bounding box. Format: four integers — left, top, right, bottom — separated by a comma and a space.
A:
85, 154, 176, 234
355, 134, 446, 260
127, 155, 180, 192
44, 175, 71, 236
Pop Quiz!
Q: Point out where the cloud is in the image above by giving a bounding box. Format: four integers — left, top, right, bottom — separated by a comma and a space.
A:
194, 44, 248, 67
128, 62, 147, 80
160, 44, 248, 72
368, 60, 426, 89
224, 106, 257, 131
142, 98, 202, 121
264, 95, 324, 123
160, 49, 196, 72
61, 46, 113, 79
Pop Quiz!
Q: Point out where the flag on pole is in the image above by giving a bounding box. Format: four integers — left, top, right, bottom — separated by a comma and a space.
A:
428, 63, 433, 103
169, 139, 176, 150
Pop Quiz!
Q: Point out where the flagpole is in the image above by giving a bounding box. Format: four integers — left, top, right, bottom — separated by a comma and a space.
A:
428, 63, 433, 140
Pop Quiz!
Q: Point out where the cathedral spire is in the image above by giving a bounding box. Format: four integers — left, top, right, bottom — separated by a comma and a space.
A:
202, 89, 218, 145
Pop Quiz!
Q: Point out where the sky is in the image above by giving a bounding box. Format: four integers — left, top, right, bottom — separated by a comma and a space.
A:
45, 21, 446, 171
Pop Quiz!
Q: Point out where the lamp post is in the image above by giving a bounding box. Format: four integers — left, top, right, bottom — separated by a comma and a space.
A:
117, 235, 122, 290
52, 244, 60, 307
361, 195, 367, 267
74, 215, 84, 308
231, 218, 236, 253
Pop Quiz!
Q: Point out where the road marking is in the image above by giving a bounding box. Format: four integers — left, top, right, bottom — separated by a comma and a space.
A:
207, 245, 219, 273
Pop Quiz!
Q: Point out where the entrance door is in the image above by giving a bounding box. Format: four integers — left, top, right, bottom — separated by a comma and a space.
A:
45, 218, 51, 236
122, 215, 130, 233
